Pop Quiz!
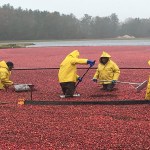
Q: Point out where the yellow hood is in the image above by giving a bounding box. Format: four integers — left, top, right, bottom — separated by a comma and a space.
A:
0, 60, 13, 89
148, 60, 150, 66
0, 61, 8, 69
66, 50, 79, 58
58, 50, 88, 83
100, 51, 111, 58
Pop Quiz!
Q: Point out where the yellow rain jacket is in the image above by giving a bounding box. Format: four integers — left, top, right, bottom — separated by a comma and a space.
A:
0, 61, 13, 89
145, 60, 150, 100
93, 52, 120, 84
58, 50, 88, 83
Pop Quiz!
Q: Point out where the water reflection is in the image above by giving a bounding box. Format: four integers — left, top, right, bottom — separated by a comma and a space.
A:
28, 39, 150, 47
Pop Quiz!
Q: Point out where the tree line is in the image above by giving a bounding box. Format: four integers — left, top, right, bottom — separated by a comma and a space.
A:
0, 4, 150, 40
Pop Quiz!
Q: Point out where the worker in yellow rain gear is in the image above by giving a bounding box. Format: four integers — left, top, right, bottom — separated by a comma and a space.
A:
58, 50, 95, 98
145, 60, 150, 100
92, 51, 120, 91
0, 61, 14, 90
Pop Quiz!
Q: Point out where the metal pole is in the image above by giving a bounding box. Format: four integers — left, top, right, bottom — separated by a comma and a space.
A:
28, 84, 34, 101
75, 60, 96, 89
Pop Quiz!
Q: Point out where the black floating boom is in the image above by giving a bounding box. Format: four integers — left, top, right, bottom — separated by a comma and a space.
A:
24, 100, 150, 105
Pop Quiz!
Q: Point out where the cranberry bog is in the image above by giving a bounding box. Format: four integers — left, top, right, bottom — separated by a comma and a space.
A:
0, 46, 150, 149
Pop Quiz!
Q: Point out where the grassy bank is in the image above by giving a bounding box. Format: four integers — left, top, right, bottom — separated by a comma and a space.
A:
0, 43, 35, 49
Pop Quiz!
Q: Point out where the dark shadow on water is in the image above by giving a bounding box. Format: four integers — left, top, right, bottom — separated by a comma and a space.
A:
90, 94, 118, 98
99, 88, 118, 91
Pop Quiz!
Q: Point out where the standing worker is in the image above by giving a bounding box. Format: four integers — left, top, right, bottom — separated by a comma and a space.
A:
92, 51, 120, 91
145, 60, 150, 100
0, 61, 14, 90
58, 50, 95, 98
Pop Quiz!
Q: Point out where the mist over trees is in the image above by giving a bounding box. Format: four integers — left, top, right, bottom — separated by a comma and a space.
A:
0, 4, 150, 40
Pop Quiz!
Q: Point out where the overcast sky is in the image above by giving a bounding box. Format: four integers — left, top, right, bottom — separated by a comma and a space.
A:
0, 0, 150, 21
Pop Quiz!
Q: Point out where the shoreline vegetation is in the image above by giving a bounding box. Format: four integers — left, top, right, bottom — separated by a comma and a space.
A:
0, 43, 35, 49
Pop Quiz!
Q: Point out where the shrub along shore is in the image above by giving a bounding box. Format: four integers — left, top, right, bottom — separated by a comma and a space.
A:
0, 43, 35, 49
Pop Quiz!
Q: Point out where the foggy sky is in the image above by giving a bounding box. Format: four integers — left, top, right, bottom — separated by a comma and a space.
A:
0, 0, 150, 21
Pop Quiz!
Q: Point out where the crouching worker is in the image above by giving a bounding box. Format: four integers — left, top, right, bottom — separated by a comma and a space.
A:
0, 61, 14, 90
145, 60, 150, 100
58, 50, 95, 98
92, 51, 120, 91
